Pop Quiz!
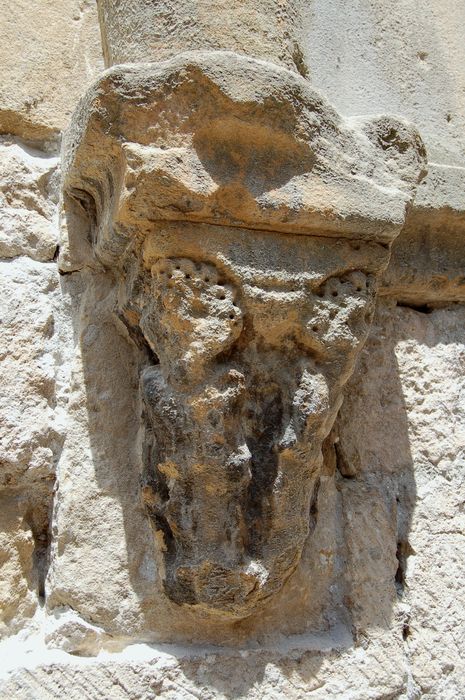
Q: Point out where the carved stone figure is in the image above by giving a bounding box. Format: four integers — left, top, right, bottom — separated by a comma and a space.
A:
62, 51, 425, 617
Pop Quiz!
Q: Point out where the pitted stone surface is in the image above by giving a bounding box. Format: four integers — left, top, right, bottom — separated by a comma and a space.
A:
97, 0, 309, 75
0, 1, 464, 697
0, 0, 103, 143
57, 48, 425, 622
0, 259, 62, 636
62, 51, 425, 252
0, 139, 59, 262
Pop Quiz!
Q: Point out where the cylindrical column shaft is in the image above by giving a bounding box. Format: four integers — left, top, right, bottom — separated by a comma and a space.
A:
97, 0, 308, 75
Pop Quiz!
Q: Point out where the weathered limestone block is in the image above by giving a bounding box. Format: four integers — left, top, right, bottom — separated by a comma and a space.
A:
62, 53, 424, 247
43, 609, 107, 656
57, 49, 425, 628
0, 637, 409, 700
45, 272, 159, 643
97, 0, 309, 74
0, 138, 59, 262
337, 301, 465, 698
0, 497, 36, 637
302, 0, 465, 168
138, 227, 381, 616
0, 0, 103, 144
0, 259, 62, 636
381, 163, 465, 305
4, 299, 464, 697
0, 259, 60, 496
0, 0, 463, 696
391, 306, 465, 697
45, 274, 346, 643
301, 1, 465, 332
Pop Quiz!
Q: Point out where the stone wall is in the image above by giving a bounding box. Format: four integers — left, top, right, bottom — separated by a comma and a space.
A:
0, 2, 463, 699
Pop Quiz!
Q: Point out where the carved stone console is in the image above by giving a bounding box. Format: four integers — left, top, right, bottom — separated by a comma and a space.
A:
62, 51, 425, 619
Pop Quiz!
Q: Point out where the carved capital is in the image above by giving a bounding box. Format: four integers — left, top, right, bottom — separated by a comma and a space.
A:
62, 51, 425, 617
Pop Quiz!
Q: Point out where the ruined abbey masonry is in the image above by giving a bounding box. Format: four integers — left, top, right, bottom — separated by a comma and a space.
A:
0, 2, 464, 699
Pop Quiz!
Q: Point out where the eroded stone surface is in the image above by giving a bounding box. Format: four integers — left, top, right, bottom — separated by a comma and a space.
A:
381, 164, 465, 305
0, 138, 59, 262
97, 0, 310, 74
138, 231, 380, 615
62, 52, 425, 249
0, 497, 36, 637
303, 0, 465, 168
57, 50, 425, 622
0, 0, 103, 143
2, 299, 464, 696
0, 259, 62, 636
337, 300, 465, 698
0, 2, 464, 696
0, 638, 407, 700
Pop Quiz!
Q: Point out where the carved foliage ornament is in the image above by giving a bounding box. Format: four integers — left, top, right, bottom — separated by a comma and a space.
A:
62, 51, 426, 617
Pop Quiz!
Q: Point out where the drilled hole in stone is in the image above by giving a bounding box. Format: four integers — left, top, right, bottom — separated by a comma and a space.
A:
312, 325, 318, 332
229, 314, 235, 320
219, 294, 226, 300
332, 291, 338, 297
185, 274, 191, 279
356, 286, 362, 292
204, 277, 210, 283
175, 265, 180, 270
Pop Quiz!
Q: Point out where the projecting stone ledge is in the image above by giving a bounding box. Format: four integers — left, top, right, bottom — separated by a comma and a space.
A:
58, 49, 426, 620
62, 50, 426, 267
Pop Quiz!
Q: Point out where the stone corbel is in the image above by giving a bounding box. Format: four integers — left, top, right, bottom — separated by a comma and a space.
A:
61, 51, 426, 618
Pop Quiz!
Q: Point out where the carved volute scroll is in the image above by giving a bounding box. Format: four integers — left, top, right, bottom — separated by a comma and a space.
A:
62, 51, 426, 618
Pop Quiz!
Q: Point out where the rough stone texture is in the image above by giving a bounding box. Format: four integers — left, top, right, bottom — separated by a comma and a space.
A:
0, 140, 69, 639
304, 0, 465, 312
0, 0, 103, 144
55, 49, 425, 626
97, 0, 310, 75
2, 301, 464, 697
0, 639, 408, 700
337, 301, 465, 698
45, 270, 159, 643
0, 498, 36, 638
0, 258, 60, 635
302, 0, 465, 167
0, 0, 464, 697
381, 164, 465, 305
0, 138, 59, 262
62, 52, 425, 247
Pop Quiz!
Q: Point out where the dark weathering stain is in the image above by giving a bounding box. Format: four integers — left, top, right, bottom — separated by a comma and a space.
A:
244, 383, 283, 556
